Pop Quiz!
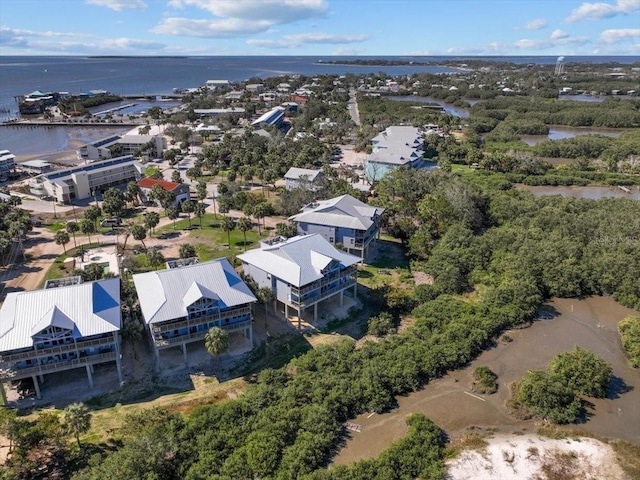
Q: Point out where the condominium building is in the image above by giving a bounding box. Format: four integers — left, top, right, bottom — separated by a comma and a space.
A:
77, 135, 166, 161
29, 155, 144, 202
0, 278, 122, 401
133, 259, 257, 369
238, 234, 360, 328
366, 126, 430, 181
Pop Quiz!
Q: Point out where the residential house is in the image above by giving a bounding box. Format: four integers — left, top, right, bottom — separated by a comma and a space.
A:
246, 83, 264, 94
0, 150, 16, 179
205, 80, 231, 91
0, 278, 122, 401
133, 259, 257, 369
238, 234, 360, 328
193, 108, 245, 118
289, 194, 384, 260
137, 177, 191, 206
284, 167, 324, 191
366, 125, 432, 181
29, 155, 144, 203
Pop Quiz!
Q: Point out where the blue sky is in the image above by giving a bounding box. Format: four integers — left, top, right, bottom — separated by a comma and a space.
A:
1, 0, 639, 56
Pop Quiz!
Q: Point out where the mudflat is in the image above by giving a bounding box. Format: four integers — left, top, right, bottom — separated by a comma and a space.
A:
333, 296, 640, 465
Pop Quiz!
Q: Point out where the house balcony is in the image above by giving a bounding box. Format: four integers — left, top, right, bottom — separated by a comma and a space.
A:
151, 306, 252, 348
0, 351, 117, 381
291, 266, 357, 297
290, 275, 357, 309
0, 335, 117, 364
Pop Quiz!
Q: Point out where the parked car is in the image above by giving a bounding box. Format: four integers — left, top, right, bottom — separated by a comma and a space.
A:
100, 217, 122, 228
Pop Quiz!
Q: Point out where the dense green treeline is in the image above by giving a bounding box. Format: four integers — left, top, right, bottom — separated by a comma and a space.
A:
471, 96, 640, 128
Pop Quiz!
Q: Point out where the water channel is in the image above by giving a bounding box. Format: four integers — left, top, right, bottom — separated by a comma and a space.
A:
333, 297, 640, 465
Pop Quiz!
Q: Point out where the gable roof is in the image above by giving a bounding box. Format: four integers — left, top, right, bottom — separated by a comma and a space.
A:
0, 278, 121, 352
237, 234, 360, 287
289, 194, 384, 231
284, 167, 324, 182
138, 177, 183, 191
132, 259, 257, 325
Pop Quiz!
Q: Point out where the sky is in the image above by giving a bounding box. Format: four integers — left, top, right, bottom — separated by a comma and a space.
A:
1, 0, 639, 56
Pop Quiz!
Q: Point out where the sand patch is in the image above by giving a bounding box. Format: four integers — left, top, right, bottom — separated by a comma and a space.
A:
446, 434, 626, 480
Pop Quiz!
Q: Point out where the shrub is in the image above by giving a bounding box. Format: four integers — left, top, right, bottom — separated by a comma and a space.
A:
472, 366, 498, 394
618, 316, 640, 368
367, 312, 396, 337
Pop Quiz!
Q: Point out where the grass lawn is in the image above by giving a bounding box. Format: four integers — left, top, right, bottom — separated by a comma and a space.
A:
40, 242, 100, 287
159, 213, 269, 261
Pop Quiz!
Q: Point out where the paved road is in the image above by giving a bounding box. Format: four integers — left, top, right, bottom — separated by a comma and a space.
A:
348, 88, 361, 126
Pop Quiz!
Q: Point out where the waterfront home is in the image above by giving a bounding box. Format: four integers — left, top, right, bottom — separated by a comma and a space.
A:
238, 235, 360, 329
29, 155, 144, 203
366, 125, 430, 181
0, 278, 123, 401
284, 167, 324, 191
19, 159, 52, 175
289, 194, 384, 261
133, 259, 257, 369
137, 178, 190, 206
77, 134, 166, 162
0, 150, 15, 179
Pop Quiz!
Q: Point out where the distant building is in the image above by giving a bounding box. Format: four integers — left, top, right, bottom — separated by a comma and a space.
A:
238, 234, 360, 328
289, 194, 384, 260
193, 108, 245, 118
284, 167, 324, 191
19, 159, 52, 175
133, 259, 257, 369
137, 177, 190, 206
246, 84, 264, 94
366, 126, 431, 181
205, 80, 231, 90
251, 106, 286, 130
0, 278, 123, 401
0, 150, 16, 179
77, 135, 166, 162
29, 155, 144, 203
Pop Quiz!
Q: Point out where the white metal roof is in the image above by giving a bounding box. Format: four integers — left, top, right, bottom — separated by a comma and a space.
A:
132, 258, 257, 325
284, 167, 323, 182
289, 194, 384, 231
0, 278, 121, 352
237, 234, 360, 287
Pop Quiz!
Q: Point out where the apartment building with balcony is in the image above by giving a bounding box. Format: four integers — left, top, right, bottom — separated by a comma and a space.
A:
29, 155, 144, 202
0, 278, 122, 401
77, 134, 166, 162
366, 125, 432, 181
289, 194, 384, 261
238, 234, 360, 329
133, 259, 257, 369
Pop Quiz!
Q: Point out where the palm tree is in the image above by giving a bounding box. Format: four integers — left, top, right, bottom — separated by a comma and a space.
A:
54, 230, 70, 254
80, 219, 96, 247
66, 221, 79, 249
179, 243, 196, 259
221, 216, 235, 248
166, 206, 180, 229
204, 326, 229, 371
145, 211, 160, 235
237, 216, 252, 252
181, 200, 195, 228
194, 202, 206, 229
131, 224, 147, 251
63, 402, 92, 449
147, 249, 165, 270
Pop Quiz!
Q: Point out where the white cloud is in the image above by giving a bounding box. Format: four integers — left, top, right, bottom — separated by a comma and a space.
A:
600, 28, 640, 43
247, 32, 368, 49
152, 17, 271, 37
100, 38, 165, 50
551, 29, 570, 40
86, 0, 147, 11
169, 0, 327, 22
522, 18, 548, 30
566, 0, 640, 23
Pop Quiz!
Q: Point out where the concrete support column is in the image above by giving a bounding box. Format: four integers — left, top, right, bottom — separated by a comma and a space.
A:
246, 326, 253, 345
89, 364, 94, 374
115, 354, 123, 384
340, 290, 344, 307
0, 382, 7, 405
154, 348, 161, 372
32, 375, 41, 400
285, 304, 289, 319
86, 365, 94, 389
39, 375, 44, 383
182, 343, 188, 366
314, 303, 318, 322
353, 283, 357, 297
297, 308, 302, 330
